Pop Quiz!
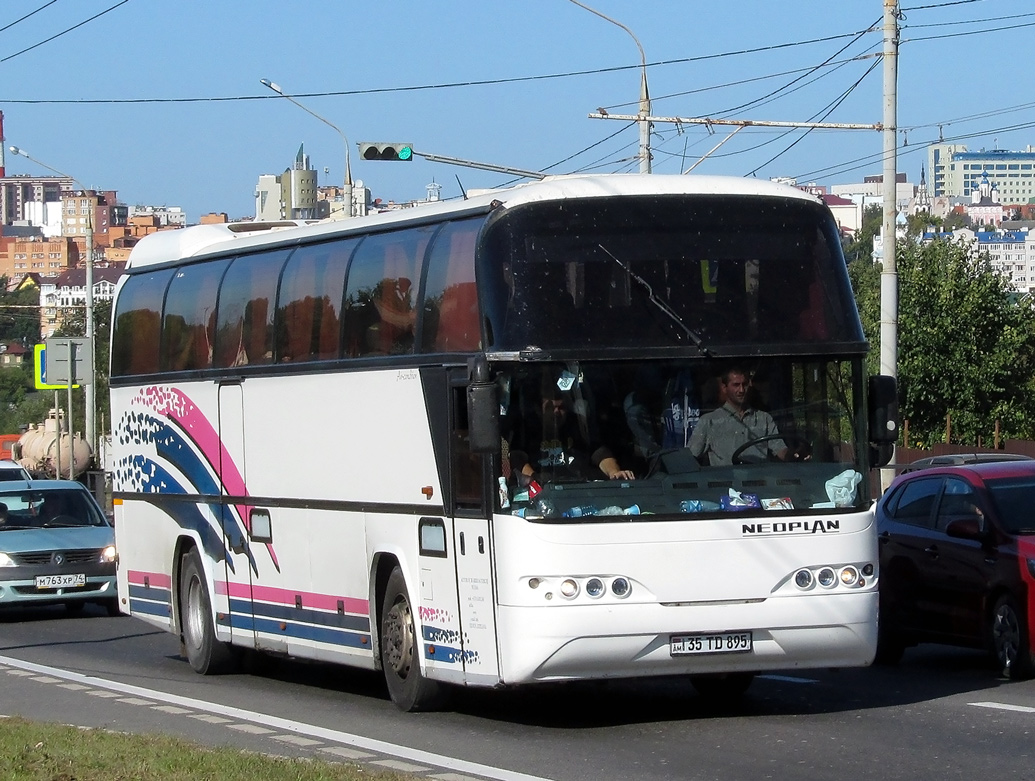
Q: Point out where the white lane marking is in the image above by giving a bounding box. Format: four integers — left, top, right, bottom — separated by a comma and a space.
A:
757, 674, 818, 684
970, 701, 1035, 713
228, 724, 275, 735
274, 734, 323, 747
374, 759, 432, 773
153, 705, 192, 715
0, 654, 555, 781
321, 746, 375, 761
189, 713, 231, 724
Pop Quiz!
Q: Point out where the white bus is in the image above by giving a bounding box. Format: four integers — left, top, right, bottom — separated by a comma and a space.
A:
110, 174, 897, 711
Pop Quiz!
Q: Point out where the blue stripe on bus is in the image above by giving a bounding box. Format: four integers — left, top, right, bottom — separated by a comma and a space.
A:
228, 597, 371, 633
234, 614, 371, 650
129, 598, 173, 618
128, 584, 171, 603
422, 642, 462, 663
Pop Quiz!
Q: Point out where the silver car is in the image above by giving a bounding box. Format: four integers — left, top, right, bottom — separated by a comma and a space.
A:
0, 480, 118, 615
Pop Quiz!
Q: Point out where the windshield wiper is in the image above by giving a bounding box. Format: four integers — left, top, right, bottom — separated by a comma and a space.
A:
598, 244, 712, 356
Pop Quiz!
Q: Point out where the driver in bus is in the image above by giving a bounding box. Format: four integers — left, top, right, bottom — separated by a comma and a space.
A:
687, 367, 796, 466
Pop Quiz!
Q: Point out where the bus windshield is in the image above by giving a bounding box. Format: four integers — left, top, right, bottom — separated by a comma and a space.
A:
499, 357, 867, 520
481, 194, 863, 353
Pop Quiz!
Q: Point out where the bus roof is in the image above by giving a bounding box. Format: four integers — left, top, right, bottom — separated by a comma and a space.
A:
124, 174, 822, 270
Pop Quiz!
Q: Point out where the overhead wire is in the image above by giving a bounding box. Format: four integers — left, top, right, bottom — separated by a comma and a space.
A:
0, 0, 131, 64
0, 0, 60, 35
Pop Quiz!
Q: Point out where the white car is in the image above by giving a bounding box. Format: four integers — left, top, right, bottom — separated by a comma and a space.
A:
0, 460, 31, 482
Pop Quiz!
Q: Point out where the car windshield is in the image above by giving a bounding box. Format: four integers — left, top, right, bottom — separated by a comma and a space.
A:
0, 488, 108, 530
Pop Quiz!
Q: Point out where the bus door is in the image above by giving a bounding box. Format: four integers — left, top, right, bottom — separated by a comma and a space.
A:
216, 380, 256, 646
449, 376, 501, 684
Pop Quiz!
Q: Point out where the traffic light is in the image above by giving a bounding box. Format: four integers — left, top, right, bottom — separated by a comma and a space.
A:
358, 142, 414, 161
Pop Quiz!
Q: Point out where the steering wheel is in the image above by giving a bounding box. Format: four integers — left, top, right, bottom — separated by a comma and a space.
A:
731, 434, 811, 465
44, 514, 79, 527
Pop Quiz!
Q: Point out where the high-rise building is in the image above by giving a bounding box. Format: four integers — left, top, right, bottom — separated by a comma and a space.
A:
927, 143, 1035, 202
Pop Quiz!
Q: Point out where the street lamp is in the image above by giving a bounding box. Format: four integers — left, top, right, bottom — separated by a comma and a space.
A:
568, 0, 651, 174
8, 145, 96, 459
260, 79, 354, 218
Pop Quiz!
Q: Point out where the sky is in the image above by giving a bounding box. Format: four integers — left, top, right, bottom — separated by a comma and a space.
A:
2, 0, 1033, 223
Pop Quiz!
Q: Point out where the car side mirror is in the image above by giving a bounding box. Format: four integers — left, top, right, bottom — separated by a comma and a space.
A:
945, 516, 984, 541
868, 375, 899, 446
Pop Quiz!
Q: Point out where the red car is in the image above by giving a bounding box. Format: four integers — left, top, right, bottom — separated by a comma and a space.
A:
875, 460, 1035, 677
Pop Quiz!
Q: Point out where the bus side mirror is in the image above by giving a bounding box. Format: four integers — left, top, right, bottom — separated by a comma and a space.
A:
868, 374, 898, 446
467, 358, 500, 454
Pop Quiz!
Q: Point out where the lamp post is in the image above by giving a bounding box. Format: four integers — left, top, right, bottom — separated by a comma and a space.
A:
568, 0, 651, 173
260, 79, 354, 218
8, 145, 95, 460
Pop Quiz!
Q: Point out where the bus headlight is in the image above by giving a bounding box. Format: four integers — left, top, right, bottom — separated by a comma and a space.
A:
794, 569, 814, 589
559, 578, 579, 598
839, 566, 860, 586
611, 577, 631, 598
585, 578, 605, 598
817, 567, 837, 588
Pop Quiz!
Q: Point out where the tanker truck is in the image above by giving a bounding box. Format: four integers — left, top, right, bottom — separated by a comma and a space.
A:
12, 409, 92, 479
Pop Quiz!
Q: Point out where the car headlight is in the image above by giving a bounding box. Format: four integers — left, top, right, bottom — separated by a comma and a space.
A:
0, 552, 14, 567
100, 545, 117, 564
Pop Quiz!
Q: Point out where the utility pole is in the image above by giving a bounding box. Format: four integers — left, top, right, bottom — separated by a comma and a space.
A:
568, 0, 651, 173
880, 0, 900, 380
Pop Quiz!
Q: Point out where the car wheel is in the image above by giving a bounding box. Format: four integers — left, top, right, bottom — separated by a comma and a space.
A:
990, 595, 1033, 680
380, 567, 448, 712
690, 672, 755, 699
179, 549, 235, 675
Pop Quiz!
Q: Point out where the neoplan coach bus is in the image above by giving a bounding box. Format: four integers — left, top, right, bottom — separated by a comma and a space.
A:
110, 174, 897, 711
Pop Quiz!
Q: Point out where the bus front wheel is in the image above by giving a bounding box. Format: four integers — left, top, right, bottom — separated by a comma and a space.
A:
380, 567, 447, 712
179, 549, 235, 675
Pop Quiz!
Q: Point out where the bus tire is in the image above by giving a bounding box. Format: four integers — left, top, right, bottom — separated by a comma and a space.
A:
380, 567, 447, 712
180, 549, 235, 675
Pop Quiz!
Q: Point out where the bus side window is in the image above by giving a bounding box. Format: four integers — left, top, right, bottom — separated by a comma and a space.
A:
110, 269, 173, 377
160, 260, 228, 373
421, 219, 481, 353
275, 242, 351, 363
214, 250, 289, 368
452, 385, 485, 511
343, 227, 434, 357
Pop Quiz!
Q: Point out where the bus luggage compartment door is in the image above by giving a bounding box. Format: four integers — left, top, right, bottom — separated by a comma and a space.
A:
453, 517, 501, 684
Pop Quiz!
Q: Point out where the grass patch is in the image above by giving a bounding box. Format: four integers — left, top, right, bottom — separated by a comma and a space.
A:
0, 715, 413, 780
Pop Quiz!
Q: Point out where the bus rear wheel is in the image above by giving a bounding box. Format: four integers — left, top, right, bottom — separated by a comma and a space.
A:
380, 567, 447, 712
180, 549, 235, 675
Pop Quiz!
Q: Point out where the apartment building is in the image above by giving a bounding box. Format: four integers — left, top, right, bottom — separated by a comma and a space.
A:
928, 143, 1035, 202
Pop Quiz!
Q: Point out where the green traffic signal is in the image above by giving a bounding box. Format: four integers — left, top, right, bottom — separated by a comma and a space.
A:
359, 142, 414, 161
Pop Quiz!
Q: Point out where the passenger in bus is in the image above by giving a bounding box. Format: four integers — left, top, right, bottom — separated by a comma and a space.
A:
511, 377, 635, 483
687, 367, 795, 466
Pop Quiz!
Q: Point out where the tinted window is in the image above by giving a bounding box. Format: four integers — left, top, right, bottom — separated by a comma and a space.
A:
343, 227, 435, 357
111, 269, 174, 377
275, 240, 355, 363
480, 195, 861, 352
935, 477, 979, 533
890, 478, 941, 527
214, 250, 290, 368
988, 476, 1035, 534
161, 260, 229, 372
421, 219, 481, 352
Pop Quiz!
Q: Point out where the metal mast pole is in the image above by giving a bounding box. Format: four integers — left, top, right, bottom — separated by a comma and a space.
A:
260, 79, 354, 218
880, 0, 899, 379
568, 0, 651, 173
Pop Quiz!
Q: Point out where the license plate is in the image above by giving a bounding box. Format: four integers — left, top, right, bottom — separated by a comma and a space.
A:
35, 573, 86, 589
670, 631, 753, 656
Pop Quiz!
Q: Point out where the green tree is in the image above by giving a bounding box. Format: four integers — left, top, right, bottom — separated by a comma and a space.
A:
0, 277, 41, 345
847, 257, 881, 378
896, 237, 1035, 446
843, 204, 882, 264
